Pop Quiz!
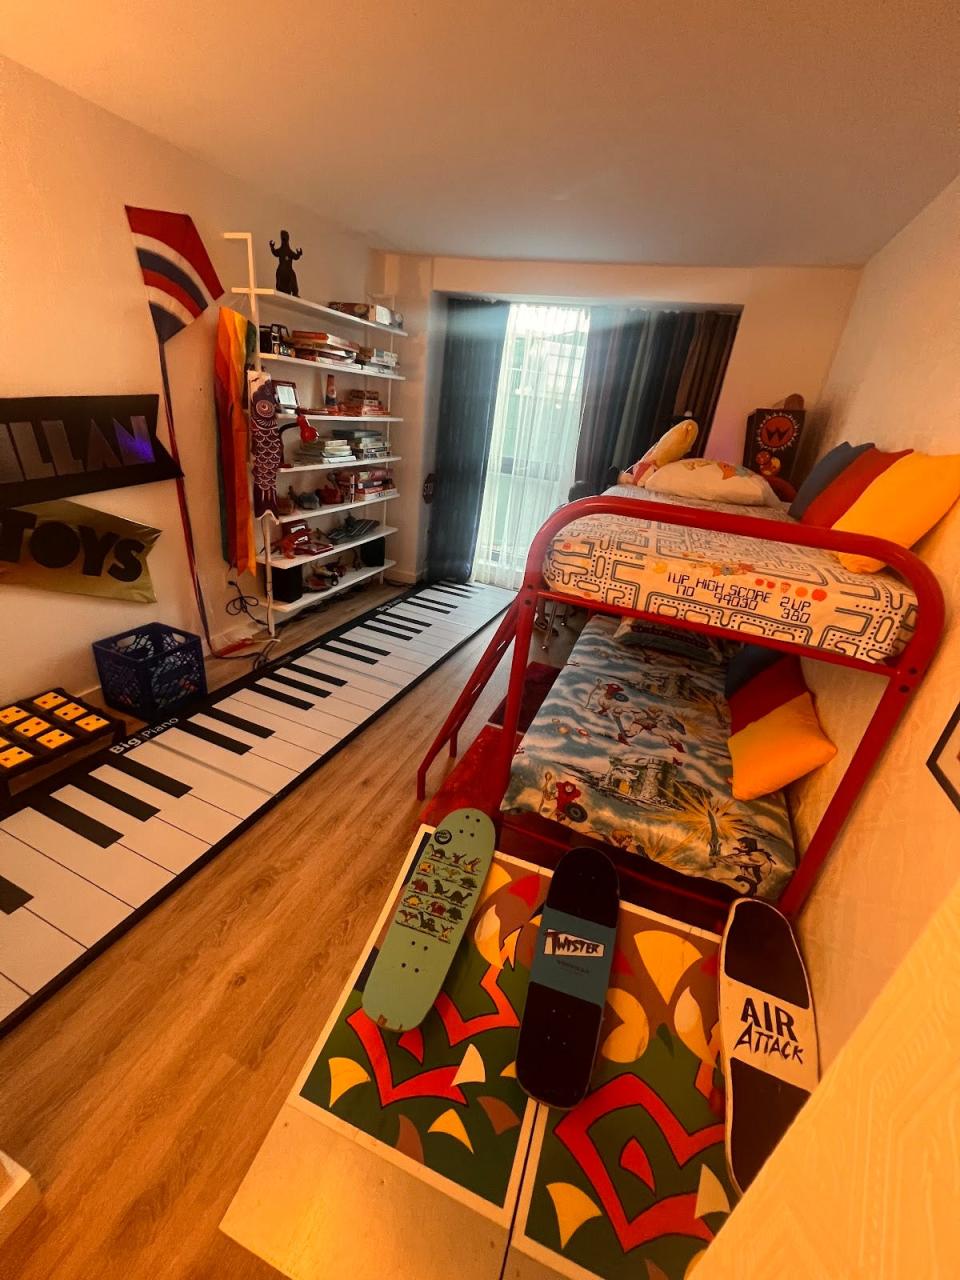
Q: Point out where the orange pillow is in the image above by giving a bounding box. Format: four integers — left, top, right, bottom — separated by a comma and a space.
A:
728, 694, 837, 800
726, 654, 836, 800
832, 450, 960, 572
801, 447, 911, 527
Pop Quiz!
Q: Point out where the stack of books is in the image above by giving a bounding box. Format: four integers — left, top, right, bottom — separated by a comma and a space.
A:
357, 346, 400, 374
290, 331, 360, 365
344, 389, 390, 417
295, 438, 357, 465
331, 427, 389, 461
356, 468, 396, 500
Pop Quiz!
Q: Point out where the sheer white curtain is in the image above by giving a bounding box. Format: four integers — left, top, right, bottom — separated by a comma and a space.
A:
473, 303, 590, 589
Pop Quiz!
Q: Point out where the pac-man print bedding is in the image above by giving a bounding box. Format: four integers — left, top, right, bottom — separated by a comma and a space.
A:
543, 486, 917, 664
503, 616, 796, 901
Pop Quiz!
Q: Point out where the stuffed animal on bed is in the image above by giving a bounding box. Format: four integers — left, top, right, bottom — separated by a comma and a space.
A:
618, 417, 699, 487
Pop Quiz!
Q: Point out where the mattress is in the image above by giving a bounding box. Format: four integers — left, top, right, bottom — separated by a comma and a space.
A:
503, 616, 796, 901
543, 485, 917, 663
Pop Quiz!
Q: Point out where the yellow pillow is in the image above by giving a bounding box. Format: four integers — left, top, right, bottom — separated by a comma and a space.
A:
728, 693, 837, 800
833, 451, 960, 572
618, 418, 699, 486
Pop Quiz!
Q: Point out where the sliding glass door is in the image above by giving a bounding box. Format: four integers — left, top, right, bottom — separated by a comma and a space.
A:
473, 303, 590, 589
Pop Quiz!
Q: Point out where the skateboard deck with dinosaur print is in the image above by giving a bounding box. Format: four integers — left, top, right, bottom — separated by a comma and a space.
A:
361, 808, 495, 1031
719, 896, 819, 1194
516, 847, 620, 1109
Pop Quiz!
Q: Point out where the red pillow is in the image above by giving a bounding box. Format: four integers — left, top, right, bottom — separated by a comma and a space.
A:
801, 447, 911, 527
728, 655, 808, 733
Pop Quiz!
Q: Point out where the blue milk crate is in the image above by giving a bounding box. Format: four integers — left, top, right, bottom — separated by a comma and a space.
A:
93, 623, 206, 720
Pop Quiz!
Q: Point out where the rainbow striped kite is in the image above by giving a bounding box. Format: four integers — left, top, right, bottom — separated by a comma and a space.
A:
125, 206, 224, 343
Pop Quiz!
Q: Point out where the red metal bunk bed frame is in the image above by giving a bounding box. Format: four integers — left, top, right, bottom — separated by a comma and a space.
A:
418, 497, 944, 928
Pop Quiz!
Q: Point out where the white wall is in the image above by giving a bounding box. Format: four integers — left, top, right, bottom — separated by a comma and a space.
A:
372, 251, 860, 579
0, 57, 372, 699
790, 176, 960, 1064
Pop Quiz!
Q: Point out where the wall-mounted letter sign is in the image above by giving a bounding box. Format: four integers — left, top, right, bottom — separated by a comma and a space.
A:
0, 500, 161, 602
0, 395, 181, 507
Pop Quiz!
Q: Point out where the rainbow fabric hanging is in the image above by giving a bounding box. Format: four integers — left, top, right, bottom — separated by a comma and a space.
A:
214, 309, 257, 575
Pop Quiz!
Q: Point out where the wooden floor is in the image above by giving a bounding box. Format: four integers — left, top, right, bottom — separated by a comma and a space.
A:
0, 583, 573, 1279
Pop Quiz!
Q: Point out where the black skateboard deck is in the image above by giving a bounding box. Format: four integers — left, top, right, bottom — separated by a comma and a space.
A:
516, 847, 619, 1109
361, 808, 495, 1032
719, 897, 819, 1194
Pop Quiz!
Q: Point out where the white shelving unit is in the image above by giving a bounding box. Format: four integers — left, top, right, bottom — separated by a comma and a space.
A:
263, 352, 405, 382
279, 455, 401, 478
231, 288, 408, 337
224, 232, 406, 634
256, 525, 398, 570
269, 561, 398, 617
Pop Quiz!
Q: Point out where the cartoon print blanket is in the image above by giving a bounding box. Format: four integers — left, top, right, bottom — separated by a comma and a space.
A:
502, 616, 796, 901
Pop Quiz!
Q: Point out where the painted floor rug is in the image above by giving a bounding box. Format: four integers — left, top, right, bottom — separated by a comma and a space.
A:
289, 826, 735, 1279
0, 581, 513, 1037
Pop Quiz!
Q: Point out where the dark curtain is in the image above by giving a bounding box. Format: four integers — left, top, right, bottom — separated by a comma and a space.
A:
573, 306, 647, 494
426, 297, 510, 582
674, 311, 740, 457
574, 306, 740, 485
612, 310, 697, 467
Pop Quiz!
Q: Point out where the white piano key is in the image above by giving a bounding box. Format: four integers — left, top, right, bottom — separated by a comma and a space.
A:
125, 741, 269, 819
91, 764, 238, 845
0, 908, 84, 994
53, 784, 208, 876
218, 694, 339, 754
340, 630, 433, 673
240, 684, 359, 739
307, 647, 411, 689
154, 727, 298, 796
190, 712, 315, 771
377, 610, 468, 641
359, 622, 450, 656
0, 972, 28, 1021
0, 830, 130, 946
289, 657, 392, 707
0, 808, 169, 907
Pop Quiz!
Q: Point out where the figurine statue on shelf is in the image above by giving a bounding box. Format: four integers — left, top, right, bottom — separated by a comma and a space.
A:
269, 229, 303, 296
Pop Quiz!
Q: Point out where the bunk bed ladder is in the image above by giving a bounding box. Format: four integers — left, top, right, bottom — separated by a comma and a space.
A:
416, 596, 520, 799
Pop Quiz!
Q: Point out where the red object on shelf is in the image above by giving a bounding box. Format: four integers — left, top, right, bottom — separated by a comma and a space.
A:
417, 496, 944, 921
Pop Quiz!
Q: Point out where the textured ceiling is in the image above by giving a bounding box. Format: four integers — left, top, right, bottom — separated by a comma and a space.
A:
1, 0, 957, 264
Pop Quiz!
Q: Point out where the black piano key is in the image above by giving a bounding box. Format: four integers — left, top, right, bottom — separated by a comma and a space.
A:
74, 774, 158, 821
398, 598, 452, 615
322, 642, 377, 665
296, 663, 347, 687
363, 622, 411, 641
267, 672, 333, 698
430, 584, 472, 598
376, 615, 422, 634
33, 795, 121, 849
178, 720, 249, 755
252, 683, 314, 710
204, 705, 274, 738
381, 610, 427, 629
109, 753, 191, 798
284, 664, 333, 694
334, 636, 389, 657
0, 874, 32, 915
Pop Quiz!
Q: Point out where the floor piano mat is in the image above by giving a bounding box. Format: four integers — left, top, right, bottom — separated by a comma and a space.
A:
222, 827, 736, 1280
0, 581, 514, 1037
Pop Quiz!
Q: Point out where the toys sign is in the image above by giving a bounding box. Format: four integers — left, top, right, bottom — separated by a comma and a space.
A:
0, 499, 161, 602
0, 395, 181, 507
